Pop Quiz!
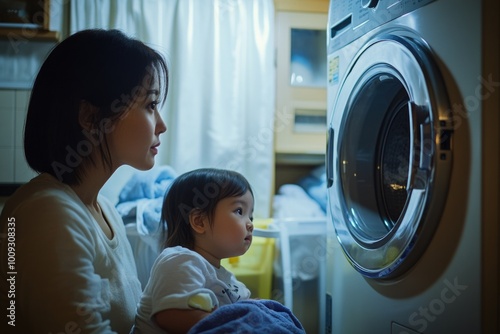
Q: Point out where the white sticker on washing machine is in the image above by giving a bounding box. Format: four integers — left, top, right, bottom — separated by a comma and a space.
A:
328, 55, 339, 85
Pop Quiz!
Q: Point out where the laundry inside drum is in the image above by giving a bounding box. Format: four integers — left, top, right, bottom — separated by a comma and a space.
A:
378, 101, 411, 228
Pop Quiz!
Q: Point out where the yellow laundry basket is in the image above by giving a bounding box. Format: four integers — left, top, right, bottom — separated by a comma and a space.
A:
221, 218, 275, 299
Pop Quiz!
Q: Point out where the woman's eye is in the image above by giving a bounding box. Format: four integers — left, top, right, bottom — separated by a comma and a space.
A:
148, 101, 159, 111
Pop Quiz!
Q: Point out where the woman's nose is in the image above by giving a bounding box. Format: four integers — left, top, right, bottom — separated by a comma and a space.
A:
156, 111, 167, 134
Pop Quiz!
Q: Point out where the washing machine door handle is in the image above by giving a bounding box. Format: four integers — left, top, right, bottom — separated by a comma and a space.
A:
410, 101, 433, 170
408, 101, 434, 191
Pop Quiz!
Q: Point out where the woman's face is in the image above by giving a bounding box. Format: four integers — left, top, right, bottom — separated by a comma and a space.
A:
107, 75, 167, 171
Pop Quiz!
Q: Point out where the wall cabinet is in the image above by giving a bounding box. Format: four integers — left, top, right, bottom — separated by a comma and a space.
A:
273, 10, 328, 191
274, 11, 328, 155
0, 0, 59, 41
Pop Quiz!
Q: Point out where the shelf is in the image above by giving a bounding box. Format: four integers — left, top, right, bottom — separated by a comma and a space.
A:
274, 0, 329, 13
275, 153, 325, 165
0, 0, 58, 42
0, 27, 59, 42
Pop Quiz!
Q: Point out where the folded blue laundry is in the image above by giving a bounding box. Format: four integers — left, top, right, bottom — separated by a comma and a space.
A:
116, 165, 177, 242
187, 299, 305, 334
118, 165, 177, 202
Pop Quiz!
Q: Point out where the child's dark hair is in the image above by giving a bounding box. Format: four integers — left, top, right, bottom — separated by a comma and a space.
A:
24, 29, 169, 184
161, 168, 254, 249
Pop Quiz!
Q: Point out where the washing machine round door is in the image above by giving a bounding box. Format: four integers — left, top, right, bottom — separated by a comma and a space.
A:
326, 33, 453, 279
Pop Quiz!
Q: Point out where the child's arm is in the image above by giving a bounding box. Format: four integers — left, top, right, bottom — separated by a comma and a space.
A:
154, 308, 212, 334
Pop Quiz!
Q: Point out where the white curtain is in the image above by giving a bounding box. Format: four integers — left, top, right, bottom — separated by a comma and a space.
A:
71, 0, 275, 217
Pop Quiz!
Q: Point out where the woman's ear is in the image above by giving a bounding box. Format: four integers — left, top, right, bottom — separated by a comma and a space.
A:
189, 210, 209, 234
78, 100, 99, 131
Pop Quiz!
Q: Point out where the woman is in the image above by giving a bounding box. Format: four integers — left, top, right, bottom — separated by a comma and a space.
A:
0, 29, 168, 333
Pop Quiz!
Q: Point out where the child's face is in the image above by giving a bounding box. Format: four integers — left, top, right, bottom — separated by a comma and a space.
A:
207, 190, 254, 259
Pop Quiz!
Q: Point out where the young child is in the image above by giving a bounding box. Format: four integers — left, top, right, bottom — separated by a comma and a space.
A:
133, 168, 254, 333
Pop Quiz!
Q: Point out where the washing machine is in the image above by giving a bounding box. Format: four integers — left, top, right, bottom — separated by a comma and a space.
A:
325, 0, 493, 333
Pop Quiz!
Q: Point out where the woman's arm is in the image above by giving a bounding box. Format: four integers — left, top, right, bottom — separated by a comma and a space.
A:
154, 308, 212, 334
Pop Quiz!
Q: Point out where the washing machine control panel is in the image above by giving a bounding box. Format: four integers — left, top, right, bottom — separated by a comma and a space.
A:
328, 0, 436, 52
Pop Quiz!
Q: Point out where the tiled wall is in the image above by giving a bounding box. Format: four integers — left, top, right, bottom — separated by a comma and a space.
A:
0, 89, 36, 183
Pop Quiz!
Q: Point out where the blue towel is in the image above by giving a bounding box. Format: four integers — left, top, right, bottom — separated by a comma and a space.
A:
118, 165, 177, 202
188, 299, 305, 334
116, 165, 177, 248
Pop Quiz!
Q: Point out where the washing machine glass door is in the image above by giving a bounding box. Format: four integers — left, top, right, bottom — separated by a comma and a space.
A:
327, 33, 453, 279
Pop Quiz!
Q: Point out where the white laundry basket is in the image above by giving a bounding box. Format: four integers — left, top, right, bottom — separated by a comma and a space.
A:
255, 218, 327, 334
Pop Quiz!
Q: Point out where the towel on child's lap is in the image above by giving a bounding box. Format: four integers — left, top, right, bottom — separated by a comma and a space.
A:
187, 299, 305, 334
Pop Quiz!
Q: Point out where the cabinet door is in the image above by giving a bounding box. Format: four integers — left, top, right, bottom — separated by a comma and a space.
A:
275, 11, 327, 155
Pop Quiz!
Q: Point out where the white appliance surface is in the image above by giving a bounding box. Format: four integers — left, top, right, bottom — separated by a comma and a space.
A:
325, 0, 483, 333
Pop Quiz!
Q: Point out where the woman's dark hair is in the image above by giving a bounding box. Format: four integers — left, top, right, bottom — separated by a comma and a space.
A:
24, 29, 169, 184
161, 168, 254, 250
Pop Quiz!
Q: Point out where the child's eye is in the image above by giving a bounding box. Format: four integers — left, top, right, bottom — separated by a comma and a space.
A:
235, 208, 243, 215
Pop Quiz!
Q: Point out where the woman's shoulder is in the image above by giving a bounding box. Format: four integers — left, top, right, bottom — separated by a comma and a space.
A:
4, 174, 75, 205
0, 174, 86, 225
